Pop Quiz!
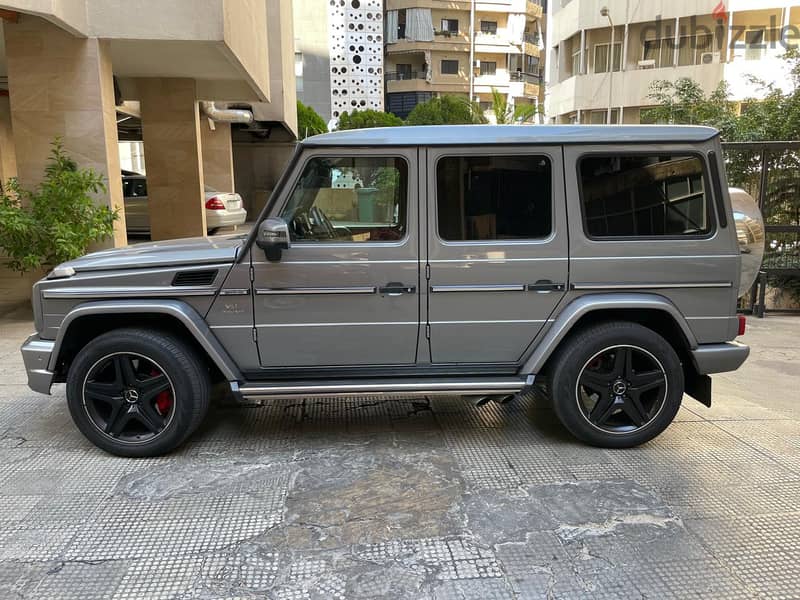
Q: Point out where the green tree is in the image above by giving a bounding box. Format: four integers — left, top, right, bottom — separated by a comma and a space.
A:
644, 78, 738, 138
0, 139, 118, 273
296, 100, 327, 139
406, 95, 488, 125
490, 88, 538, 124
336, 109, 403, 130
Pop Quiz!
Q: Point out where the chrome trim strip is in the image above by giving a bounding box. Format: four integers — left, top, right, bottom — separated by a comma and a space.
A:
256, 321, 417, 328
219, 289, 250, 296
255, 286, 377, 295
42, 286, 218, 299
571, 282, 733, 291
430, 284, 526, 293
431, 319, 547, 325
573, 255, 739, 261
239, 378, 527, 398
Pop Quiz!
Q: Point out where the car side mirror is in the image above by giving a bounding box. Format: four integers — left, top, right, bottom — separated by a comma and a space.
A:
256, 217, 290, 262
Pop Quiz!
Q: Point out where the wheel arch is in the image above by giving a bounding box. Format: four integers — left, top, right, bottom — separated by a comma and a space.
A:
521, 293, 698, 378
48, 300, 242, 383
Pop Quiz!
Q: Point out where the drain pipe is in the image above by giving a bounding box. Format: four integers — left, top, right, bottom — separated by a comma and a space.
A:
200, 101, 254, 124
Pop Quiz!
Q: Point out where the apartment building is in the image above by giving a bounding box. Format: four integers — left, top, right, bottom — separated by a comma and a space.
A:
546, 0, 800, 124
384, 0, 546, 120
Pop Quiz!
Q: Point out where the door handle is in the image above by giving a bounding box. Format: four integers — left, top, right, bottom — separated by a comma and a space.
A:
527, 280, 566, 292
379, 282, 416, 296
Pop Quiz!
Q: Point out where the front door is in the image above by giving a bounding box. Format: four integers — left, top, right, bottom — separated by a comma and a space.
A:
252, 148, 420, 369
425, 146, 568, 364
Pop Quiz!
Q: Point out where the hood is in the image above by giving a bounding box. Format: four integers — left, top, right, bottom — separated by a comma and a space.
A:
59, 234, 245, 273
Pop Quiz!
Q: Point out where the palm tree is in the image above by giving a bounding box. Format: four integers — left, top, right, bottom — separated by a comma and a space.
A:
490, 88, 538, 124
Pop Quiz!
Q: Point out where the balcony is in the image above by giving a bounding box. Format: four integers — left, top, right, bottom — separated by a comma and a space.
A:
510, 71, 541, 84
523, 32, 539, 45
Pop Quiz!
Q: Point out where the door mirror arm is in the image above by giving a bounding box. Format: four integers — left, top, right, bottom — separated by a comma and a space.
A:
256, 217, 291, 262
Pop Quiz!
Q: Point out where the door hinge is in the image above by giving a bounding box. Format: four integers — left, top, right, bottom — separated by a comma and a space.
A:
249, 265, 255, 282
425, 323, 431, 339
252, 328, 258, 342
425, 263, 431, 280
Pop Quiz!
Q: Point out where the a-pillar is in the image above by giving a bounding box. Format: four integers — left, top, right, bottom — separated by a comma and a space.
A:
4, 14, 127, 247
200, 119, 234, 193
139, 78, 206, 240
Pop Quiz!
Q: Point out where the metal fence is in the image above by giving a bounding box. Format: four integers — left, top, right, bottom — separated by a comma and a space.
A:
721, 141, 800, 314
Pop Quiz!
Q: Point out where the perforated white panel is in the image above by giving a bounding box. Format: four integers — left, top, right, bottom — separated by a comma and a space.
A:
328, 0, 384, 119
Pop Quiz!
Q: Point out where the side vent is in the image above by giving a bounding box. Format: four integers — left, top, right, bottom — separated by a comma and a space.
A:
172, 269, 218, 287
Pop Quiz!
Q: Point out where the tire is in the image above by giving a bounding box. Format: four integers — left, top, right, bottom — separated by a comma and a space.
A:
549, 321, 683, 448
66, 328, 210, 457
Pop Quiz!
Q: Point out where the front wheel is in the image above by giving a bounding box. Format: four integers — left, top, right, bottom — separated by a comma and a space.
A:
549, 321, 684, 448
66, 328, 210, 457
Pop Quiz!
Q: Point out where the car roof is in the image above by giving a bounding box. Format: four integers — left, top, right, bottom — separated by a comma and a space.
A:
302, 124, 719, 147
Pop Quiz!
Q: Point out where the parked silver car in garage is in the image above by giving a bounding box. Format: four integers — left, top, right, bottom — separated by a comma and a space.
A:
21, 125, 764, 456
122, 171, 247, 235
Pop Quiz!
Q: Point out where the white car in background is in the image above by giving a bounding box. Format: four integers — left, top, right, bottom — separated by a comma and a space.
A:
122, 171, 247, 235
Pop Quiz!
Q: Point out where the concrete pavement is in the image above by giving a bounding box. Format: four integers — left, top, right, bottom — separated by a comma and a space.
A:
0, 310, 798, 599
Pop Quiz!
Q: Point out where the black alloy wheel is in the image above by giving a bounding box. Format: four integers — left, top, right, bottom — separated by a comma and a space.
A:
549, 321, 684, 448
66, 328, 210, 457
576, 345, 668, 434
82, 352, 176, 444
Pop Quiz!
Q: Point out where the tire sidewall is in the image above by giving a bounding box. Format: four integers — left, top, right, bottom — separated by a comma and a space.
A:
551, 322, 684, 448
66, 329, 208, 457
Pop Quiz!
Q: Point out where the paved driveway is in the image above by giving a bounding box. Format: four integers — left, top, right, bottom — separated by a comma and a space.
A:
0, 311, 798, 599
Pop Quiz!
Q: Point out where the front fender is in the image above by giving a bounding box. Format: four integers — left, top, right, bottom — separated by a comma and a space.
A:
519, 293, 698, 375
49, 299, 243, 382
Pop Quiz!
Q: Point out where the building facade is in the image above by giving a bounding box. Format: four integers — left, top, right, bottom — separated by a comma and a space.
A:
0, 0, 297, 311
546, 0, 800, 124
384, 0, 546, 120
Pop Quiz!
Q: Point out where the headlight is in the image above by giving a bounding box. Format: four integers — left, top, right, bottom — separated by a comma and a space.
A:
47, 266, 76, 280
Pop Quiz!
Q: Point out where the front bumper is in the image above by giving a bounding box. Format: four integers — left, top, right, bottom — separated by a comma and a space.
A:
21, 334, 55, 395
691, 342, 750, 374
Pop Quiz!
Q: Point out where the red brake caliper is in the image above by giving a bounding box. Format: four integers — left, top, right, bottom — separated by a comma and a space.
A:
150, 369, 173, 415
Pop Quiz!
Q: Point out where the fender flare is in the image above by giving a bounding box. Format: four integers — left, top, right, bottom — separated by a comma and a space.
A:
48, 299, 243, 382
519, 293, 698, 375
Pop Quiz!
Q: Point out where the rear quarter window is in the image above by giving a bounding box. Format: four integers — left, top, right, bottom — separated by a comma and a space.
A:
579, 154, 714, 238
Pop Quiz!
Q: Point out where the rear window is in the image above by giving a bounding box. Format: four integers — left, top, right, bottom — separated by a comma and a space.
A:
579, 154, 713, 238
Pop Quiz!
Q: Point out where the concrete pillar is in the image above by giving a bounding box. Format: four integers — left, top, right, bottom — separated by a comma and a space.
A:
4, 15, 127, 247
139, 78, 206, 240
0, 95, 18, 187
200, 119, 234, 193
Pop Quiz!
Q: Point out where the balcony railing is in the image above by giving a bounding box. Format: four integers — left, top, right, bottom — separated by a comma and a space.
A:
385, 71, 427, 81
509, 71, 541, 84
523, 32, 540, 45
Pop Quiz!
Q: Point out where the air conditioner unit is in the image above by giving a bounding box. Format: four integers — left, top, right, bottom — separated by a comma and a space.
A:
638, 59, 656, 69
473, 59, 481, 68
700, 52, 715, 64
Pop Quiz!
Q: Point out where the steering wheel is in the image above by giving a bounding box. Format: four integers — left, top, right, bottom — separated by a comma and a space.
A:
309, 206, 338, 240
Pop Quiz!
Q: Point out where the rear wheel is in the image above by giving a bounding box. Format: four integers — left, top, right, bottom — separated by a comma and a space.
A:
66, 328, 210, 457
549, 321, 683, 448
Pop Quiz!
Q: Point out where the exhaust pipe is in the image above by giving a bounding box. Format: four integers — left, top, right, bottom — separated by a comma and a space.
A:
200, 101, 254, 124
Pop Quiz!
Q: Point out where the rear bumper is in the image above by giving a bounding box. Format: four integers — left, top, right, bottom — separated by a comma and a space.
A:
206, 208, 247, 229
20, 334, 55, 395
691, 342, 750, 374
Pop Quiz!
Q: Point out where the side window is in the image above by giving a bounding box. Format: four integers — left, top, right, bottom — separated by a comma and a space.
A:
580, 154, 713, 238
280, 156, 408, 243
437, 155, 552, 241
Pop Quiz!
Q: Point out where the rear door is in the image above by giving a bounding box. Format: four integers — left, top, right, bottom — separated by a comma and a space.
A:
252, 147, 420, 368
424, 146, 568, 364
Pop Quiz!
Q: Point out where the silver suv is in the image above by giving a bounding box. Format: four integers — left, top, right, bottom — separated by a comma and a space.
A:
20, 125, 764, 457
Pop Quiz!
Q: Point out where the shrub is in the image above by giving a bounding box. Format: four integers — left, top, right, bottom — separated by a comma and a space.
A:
0, 139, 118, 273
406, 95, 488, 125
336, 109, 403, 130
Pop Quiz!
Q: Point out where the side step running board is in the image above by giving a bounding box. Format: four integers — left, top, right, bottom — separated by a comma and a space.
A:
232, 376, 533, 401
